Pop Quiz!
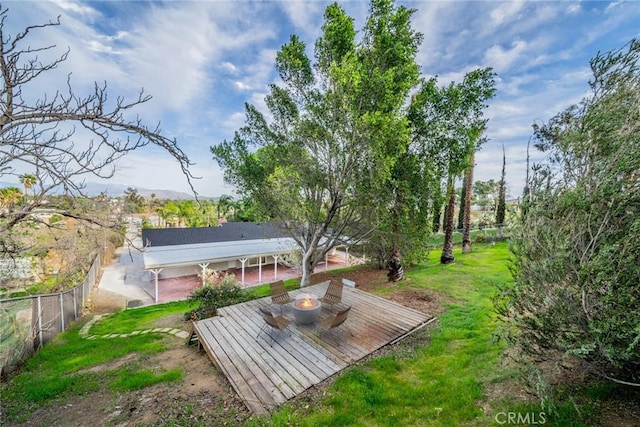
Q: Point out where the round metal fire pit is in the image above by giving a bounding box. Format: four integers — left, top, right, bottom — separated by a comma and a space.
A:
292, 293, 322, 324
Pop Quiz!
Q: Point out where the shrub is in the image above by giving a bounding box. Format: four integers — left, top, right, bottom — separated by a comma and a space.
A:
184, 274, 249, 320
499, 39, 640, 385
48, 214, 64, 224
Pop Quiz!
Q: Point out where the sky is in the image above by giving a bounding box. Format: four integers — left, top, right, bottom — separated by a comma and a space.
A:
3, 0, 639, 198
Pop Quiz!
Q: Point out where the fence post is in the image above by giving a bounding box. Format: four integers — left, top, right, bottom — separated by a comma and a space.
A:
73, 288, 77, 320
37, 296, 43, 349
59, 293, 65, 331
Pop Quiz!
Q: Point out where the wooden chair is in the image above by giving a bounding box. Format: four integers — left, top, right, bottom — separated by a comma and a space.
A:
269, 280, 292, 314
257, 306, 291, 346
318, 305, 353, 341
319, 280, 343, 312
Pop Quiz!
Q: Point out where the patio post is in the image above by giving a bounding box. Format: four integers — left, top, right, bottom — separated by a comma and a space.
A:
272, 255, 279, 280
150, 268, 163, 303
258, 256, 263, 283
325, 252, 328, 271
198, 263, 209, 287
345, 246, 349, 265
239, 258, 247, 286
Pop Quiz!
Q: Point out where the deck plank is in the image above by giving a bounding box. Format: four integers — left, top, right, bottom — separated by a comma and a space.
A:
194, 281, 433, 414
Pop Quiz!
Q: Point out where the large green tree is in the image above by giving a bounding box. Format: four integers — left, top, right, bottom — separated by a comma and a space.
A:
122, 187, 146, 214
212, 0, 422, 286
500, 39, 640, 385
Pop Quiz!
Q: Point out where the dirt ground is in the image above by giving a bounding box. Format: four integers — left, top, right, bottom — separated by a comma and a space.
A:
11, 266, 639, 426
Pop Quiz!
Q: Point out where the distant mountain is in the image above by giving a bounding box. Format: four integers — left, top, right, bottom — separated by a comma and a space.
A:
1, 181, 215, 200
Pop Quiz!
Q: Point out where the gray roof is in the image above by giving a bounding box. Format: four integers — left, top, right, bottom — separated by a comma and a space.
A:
142, 222, 289, 247
143, 237, 299, 270
140, 221, 353, 270
141, 222, 298, 270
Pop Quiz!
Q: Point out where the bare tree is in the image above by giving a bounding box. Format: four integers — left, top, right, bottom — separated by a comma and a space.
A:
0, 5, 193, 252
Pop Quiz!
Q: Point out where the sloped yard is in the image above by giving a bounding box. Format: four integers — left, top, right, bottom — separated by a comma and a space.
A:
2, 243, 637, 426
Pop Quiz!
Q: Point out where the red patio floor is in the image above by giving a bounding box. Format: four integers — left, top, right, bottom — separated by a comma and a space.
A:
151, 253, 355, 304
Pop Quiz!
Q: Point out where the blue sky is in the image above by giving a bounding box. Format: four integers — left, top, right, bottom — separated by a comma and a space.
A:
4, 0, 639, 198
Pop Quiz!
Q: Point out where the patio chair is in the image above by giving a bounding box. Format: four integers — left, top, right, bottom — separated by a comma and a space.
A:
319, 280, 344, 312
318, 305, 353, 341
257, 306, 291, 346
269, 280, 292, 314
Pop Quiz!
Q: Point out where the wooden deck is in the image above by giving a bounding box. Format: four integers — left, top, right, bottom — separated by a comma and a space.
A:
193, 281, 433, 414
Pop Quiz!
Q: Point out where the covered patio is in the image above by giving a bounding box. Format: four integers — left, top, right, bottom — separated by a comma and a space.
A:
142, 223, 360, 302
193, 281, 434, 414
138, 251, 352, 303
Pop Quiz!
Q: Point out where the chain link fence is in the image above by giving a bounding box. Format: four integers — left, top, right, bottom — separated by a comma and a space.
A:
0, 252, 101, 376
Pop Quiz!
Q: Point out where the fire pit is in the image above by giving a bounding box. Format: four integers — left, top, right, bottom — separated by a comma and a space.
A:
292, 293, 322, 325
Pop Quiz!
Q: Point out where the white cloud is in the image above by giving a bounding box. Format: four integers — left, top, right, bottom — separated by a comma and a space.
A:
86, 40, 122, 55
413, 2, 465, 69
605, 1, 624, 13
483, 39, 528, 73
278, 1, 326, 41
51, 0, 99, 17
222, 112, 247, 135
222, 62, 239, 73
497, 74, 537, 96
567, 3, 582, 15
234, 81, 252, 91
489, 1, 526, 27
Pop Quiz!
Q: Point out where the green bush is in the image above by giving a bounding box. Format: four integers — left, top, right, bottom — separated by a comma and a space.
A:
184, 274, 249, 320
48, 214, 64, 224
500, 40, 640, 385
141, 216, 153, 229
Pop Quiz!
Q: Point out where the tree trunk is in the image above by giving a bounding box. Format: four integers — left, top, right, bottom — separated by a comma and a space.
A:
496, 144, 506, 227
457, 175, 466, 231
440, 177, 456, 264
387, 245, 404, 282
299, 249, 316, 287
387, 181, 406, 282
462, 153, 474, 253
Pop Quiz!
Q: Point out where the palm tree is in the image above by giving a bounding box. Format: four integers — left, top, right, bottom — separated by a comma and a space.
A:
462, 128, 485, 254
216, 194, 234, 221
157, 202, 180, 228
496, 144, 507, 227
177, 200, 197, 227
0, 187, 23, 208
440, 175, 457, 264
18, 174, 37, 200
461, 151, 475, 253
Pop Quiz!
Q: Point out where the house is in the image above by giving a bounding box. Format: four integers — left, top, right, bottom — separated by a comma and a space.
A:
141, 222, 356, 302
141, 222, 299, 286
